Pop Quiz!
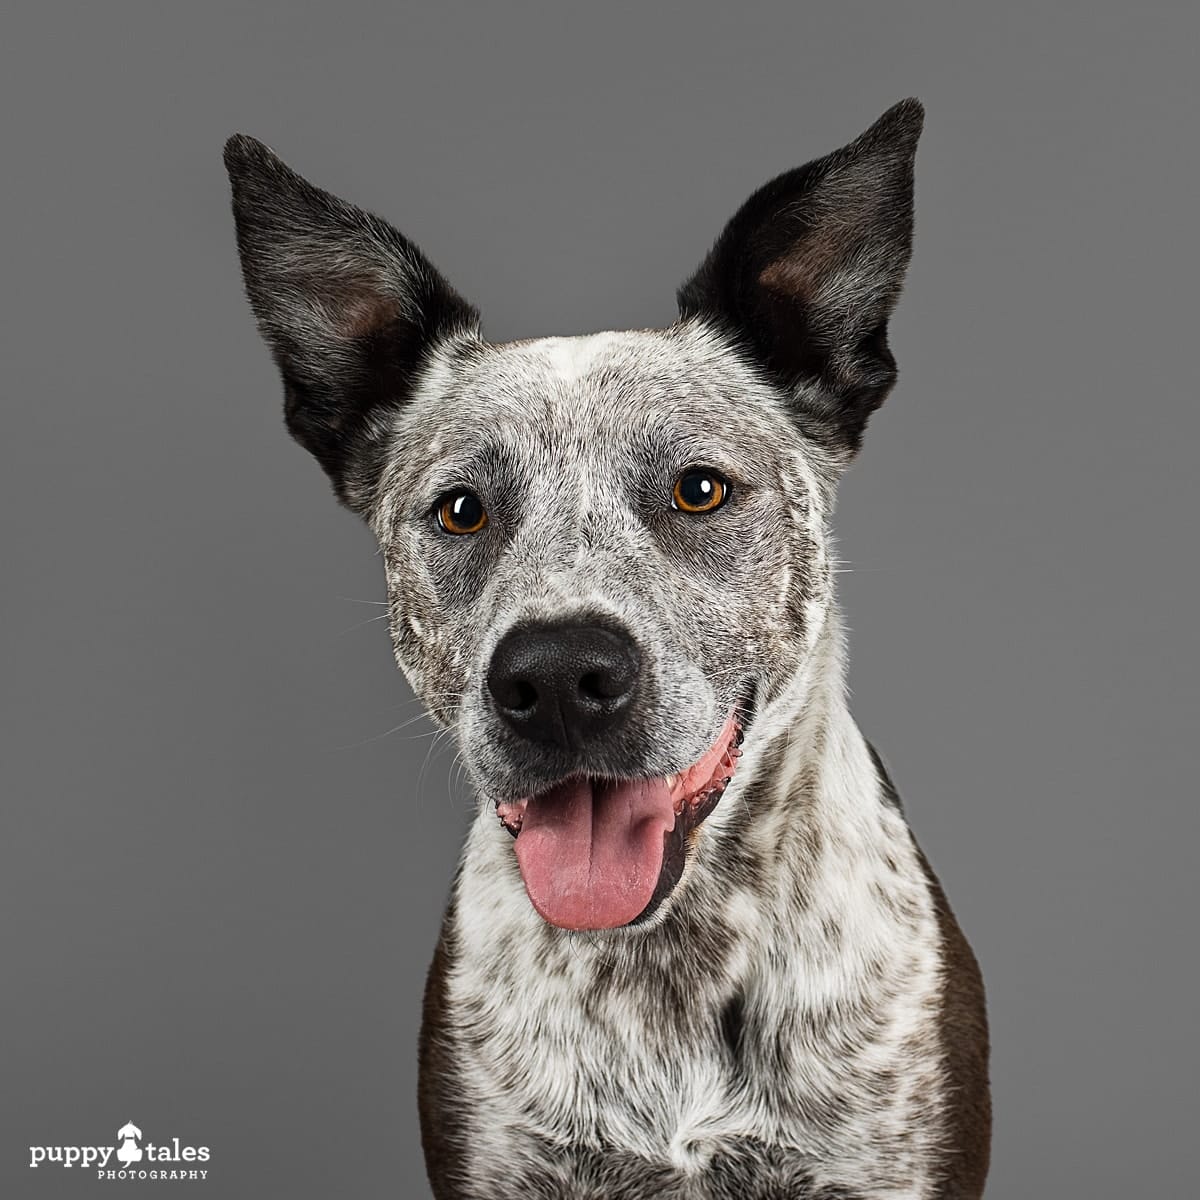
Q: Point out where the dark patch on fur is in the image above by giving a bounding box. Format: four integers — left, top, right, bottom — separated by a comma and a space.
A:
418, 899, 469, 1200
719, 989, 746, 1068
819, 914, 844, 945
869, 753, 991, 1198
919, 850, 992, 1199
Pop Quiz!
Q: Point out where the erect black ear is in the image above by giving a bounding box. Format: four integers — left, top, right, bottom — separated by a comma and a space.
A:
678, 99, 924, 456
223, 136, 481, 512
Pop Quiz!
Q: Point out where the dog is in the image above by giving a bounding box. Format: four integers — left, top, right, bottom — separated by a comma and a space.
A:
225, 98, 990, 1199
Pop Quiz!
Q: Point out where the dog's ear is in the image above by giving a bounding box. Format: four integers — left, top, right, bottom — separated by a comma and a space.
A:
224, 136, 480, 512
678, 99, 923, 456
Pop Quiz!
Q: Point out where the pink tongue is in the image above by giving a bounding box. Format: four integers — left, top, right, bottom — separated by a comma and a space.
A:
514, 777, 676, 930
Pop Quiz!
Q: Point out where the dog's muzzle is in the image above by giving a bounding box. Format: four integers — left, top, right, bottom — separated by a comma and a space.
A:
484, 624, 755, 932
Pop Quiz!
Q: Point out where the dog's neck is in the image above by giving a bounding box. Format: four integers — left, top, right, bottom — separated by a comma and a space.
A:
724, 602, 878, 831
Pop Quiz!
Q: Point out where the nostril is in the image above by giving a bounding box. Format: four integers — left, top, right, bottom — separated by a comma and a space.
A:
579, 668, 631, 702
579, 671, 604, 701
491, 676, 537, 713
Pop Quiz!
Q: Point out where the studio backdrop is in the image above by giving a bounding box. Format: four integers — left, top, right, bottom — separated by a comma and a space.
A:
1, 4, 1196, 1198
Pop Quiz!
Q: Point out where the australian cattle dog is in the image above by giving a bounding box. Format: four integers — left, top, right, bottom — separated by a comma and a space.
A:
226, 98, 991, 1199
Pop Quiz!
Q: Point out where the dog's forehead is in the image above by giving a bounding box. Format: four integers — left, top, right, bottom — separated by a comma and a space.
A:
406, 325, 797, 473
488, 329, 672, 388
469, 326, 739, 396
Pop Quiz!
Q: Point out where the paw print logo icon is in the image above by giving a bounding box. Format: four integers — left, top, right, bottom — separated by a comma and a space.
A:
116, 1122, 143, 1166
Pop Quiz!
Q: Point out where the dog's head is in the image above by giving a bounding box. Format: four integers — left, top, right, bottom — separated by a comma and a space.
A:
226, 101, 922, 932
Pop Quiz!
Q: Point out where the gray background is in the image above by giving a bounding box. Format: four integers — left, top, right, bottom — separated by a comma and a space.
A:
2, 3, 1196, 1197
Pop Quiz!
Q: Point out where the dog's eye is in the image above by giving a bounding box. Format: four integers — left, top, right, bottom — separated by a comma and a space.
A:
672, 469, 728, 514
436, 489, 488, 535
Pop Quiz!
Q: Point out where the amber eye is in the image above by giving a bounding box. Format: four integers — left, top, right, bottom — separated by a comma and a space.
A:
436, 489, 488, 535
672, 469, 728, 514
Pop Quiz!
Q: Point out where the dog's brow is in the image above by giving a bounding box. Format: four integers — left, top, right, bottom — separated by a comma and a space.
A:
414, 440, 517, 499
631, 422, 777, 488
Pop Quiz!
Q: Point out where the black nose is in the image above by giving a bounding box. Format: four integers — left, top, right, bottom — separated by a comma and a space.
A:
486, 622, 642, 748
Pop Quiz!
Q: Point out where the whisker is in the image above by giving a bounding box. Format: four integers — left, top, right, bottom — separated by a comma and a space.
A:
337, 612, 391, 635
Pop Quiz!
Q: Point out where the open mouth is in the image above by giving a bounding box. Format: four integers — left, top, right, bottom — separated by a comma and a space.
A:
494, 692, 753, 931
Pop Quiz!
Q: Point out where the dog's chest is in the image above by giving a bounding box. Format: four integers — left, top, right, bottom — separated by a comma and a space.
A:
467, 958, 749, 1157
441, 842, 946, 1199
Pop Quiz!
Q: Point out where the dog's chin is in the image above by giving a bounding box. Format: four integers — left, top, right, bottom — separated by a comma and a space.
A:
493, 687, 757, 932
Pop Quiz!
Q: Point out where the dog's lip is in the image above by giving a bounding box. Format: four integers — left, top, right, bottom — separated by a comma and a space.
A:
493, 681, 757, 855
494, 712, 742, 835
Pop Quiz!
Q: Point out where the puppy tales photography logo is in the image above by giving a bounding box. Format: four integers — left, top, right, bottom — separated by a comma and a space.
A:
29, 1120, 210, 1181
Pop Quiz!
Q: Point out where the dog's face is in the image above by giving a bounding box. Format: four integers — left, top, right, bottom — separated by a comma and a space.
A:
376, 326, 827, 790
226, 100, 922, 931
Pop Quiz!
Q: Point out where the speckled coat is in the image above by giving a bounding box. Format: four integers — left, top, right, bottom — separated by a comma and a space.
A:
225, 99, 991, 1199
